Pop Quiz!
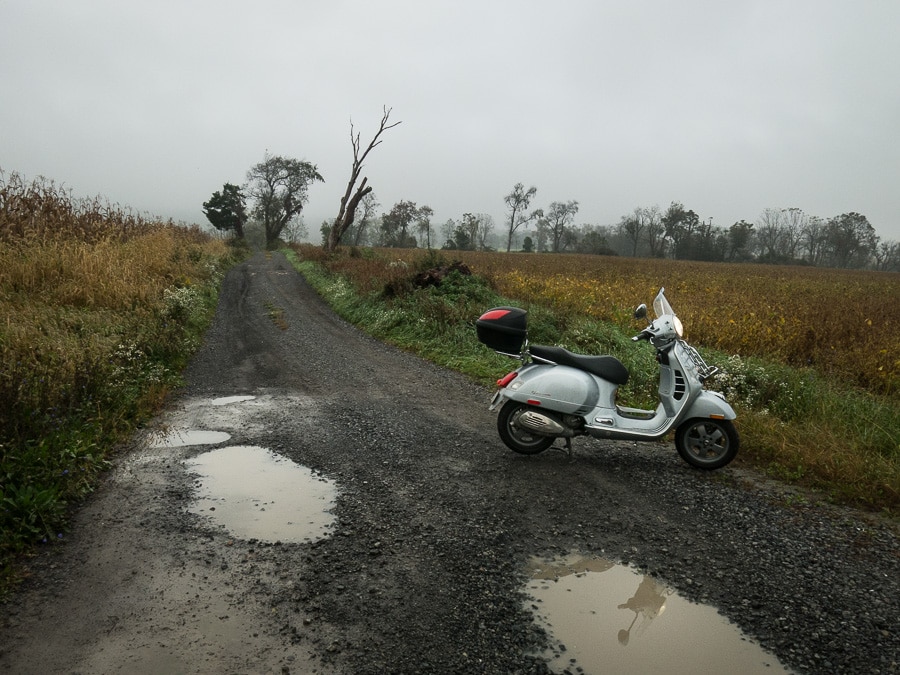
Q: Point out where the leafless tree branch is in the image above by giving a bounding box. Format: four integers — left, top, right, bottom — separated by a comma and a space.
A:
326, 107, 401, 252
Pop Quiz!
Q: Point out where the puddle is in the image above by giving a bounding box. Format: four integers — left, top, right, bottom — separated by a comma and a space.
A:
185, 445, 337, 543
525, 553, 790, 674
210, 395, 256, 406
150, 429, 231, 448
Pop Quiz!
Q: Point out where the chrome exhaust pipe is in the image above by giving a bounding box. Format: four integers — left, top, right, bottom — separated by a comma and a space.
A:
516, 410, 572, 436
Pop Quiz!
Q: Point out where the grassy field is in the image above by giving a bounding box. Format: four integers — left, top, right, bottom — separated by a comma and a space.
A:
320, 249, 899, 396
0, 172, 239, 581
288, 244, 900, 515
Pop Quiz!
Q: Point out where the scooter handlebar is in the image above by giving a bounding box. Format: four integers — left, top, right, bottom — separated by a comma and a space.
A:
632, 329, 652, 342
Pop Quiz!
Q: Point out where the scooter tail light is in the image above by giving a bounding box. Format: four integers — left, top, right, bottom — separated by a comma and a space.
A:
497, 372, 518, 388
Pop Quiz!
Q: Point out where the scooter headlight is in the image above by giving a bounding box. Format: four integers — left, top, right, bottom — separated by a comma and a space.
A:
673, 316, 684, 337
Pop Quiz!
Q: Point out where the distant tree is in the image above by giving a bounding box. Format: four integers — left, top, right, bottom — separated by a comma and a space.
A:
824, 212, 878, 268
576, 226, 617, 256
534, 225, 549, 252
319, 219, 332, 247
326, 107, 400, 253
380, 200, 429, 248
440, 218, 457, 248
282, 214, 308, 243
662, 202, 700, 259
476, 214, 496, 251
618, 208, 646, 257
692, 218, 727, 261
415, 205, 435, 248
451, 223, 472, 250
458, 212, 495, 251
522, 235, 534, 253
874, 240, 900, 272
754, 208, 786, 260
457, 213, 479, 251
780, 207, 807, 259
540, 200, 579, 252
726, 221, 754, 261
641, 206, 666, 257
246, 154, 323, 249
503, 183, 542, 252
800, 216, 828, 266
202, 183, 247, 239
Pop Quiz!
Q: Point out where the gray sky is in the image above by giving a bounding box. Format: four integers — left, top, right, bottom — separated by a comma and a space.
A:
3, 0, 899, 241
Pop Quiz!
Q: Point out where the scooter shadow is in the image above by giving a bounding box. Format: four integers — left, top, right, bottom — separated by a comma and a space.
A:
503, 440, 675, 472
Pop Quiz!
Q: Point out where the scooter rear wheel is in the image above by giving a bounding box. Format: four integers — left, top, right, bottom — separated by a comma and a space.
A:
497, 401, 555, 455
675, 418, 739, 470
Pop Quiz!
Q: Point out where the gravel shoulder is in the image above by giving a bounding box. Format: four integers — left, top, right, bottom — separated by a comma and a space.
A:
1, 251, 897, 674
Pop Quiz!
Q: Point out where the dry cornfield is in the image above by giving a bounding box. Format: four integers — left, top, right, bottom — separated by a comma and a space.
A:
371, 249, 899, 398
0, 171, 230, 443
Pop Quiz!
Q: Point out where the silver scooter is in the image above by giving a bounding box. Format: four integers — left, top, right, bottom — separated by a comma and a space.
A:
476, 288, 738, 469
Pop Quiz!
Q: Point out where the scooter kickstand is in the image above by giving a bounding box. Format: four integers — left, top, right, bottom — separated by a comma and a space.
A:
564, 437, 573, 462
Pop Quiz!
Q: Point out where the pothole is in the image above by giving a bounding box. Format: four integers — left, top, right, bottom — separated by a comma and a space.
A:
185, 445, 337, 543
525, 552, 790, 674
150, 429, 231, 448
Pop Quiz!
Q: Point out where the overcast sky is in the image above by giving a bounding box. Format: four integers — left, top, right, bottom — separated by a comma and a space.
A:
2, 1, 899, 242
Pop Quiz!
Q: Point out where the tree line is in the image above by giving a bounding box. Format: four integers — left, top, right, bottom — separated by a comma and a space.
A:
607, 202, 898, 271
316, 184, 898, 272
202, 113, 898, 271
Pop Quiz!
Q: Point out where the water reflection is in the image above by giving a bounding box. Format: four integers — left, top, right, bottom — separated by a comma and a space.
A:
525, 553, 789, 674
185, 445, 337, 543
617, 575, 670, 646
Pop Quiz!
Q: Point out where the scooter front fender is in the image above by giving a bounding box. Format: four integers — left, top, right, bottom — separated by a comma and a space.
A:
683, 390, 737, 421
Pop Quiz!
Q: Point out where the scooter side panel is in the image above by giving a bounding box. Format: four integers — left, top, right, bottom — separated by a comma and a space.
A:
657, 362, 678, 417
502, 364, 607, 415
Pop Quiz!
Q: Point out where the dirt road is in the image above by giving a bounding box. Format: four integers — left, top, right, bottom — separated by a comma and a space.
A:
1, 252, 897, 674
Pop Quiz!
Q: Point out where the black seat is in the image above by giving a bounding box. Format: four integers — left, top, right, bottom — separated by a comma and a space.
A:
530, 345, 629, 385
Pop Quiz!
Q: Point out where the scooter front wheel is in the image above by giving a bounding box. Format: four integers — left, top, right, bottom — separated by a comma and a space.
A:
675, 418, 739, 470
497, 401, 555, 455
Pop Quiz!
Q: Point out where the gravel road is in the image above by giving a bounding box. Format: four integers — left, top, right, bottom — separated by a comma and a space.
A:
1, 251, 897, 674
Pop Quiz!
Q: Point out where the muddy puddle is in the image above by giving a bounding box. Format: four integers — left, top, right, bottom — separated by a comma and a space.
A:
525, 553, 790, 674
148, 394, 261, 448
185, 445, 337, 543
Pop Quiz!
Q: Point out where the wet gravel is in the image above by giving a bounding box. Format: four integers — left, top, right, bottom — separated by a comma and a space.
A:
3, 252, 898, 674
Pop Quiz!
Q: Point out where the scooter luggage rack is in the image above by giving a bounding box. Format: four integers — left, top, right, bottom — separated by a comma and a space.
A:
682, 341, 719, 381
495, 341, 544, 362
490, 340, 528, 360
526, 343, 558, 365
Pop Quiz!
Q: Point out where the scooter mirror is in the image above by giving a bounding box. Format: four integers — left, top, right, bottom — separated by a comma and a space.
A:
634, 303, 647, 321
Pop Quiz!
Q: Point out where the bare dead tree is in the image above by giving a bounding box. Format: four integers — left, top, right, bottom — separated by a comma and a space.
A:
325, 107, 401, 253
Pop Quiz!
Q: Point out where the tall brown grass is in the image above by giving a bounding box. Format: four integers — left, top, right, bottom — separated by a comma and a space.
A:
1, 170, 235, 568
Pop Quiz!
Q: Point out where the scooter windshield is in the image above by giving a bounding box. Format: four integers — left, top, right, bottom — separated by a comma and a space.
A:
653, 288, 675, 318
